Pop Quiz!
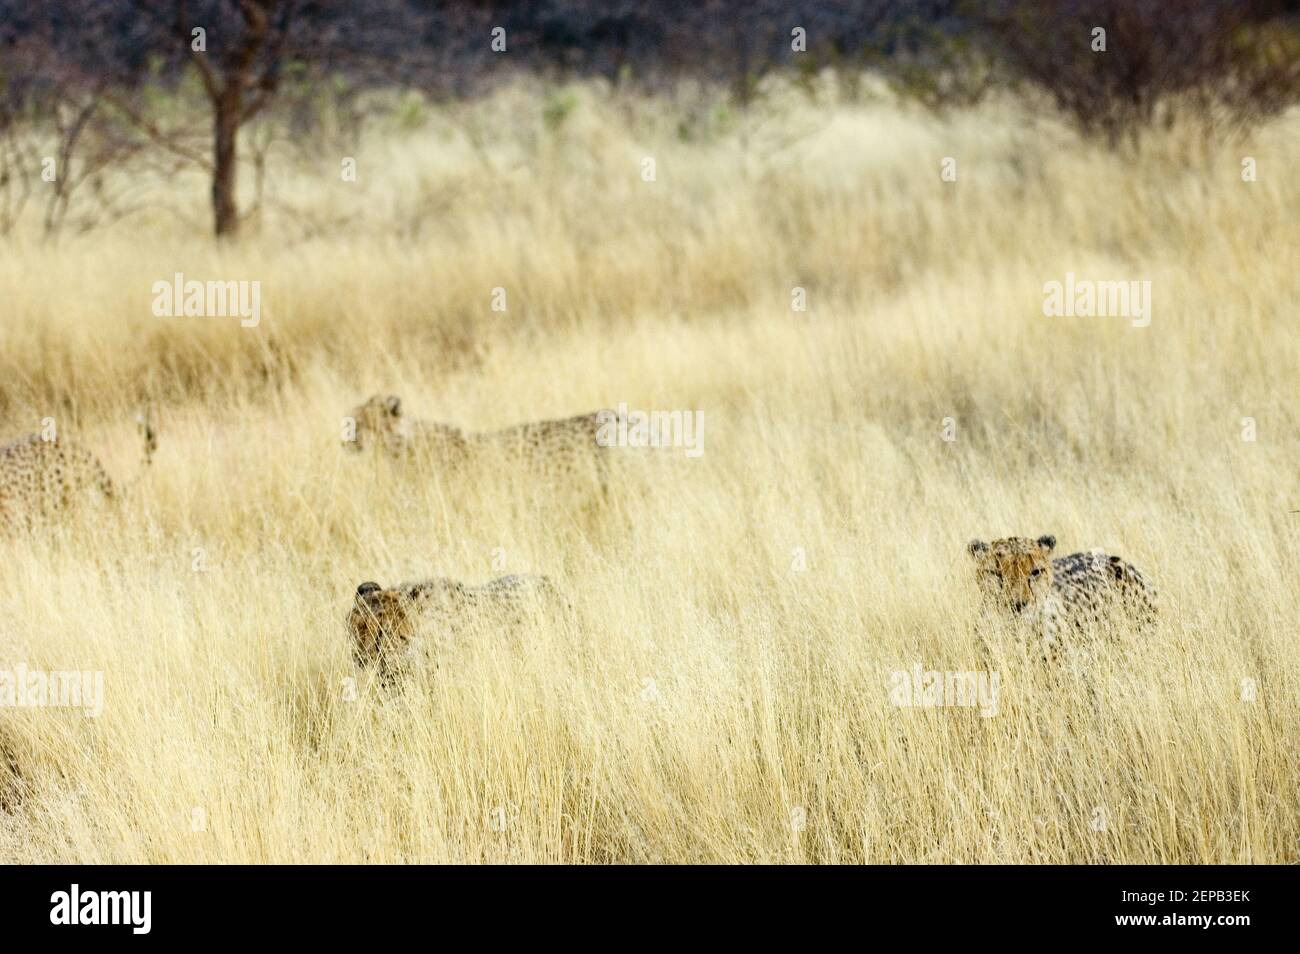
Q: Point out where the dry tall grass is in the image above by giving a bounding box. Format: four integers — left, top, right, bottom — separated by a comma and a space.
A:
0, 80, 1296, 862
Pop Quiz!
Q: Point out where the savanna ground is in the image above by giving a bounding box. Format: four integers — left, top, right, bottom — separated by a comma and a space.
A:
0, 79, 1296, 863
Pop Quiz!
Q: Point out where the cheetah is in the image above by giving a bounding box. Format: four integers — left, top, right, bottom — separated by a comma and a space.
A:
346, 574, 562, 682
0, 412, 156, 533
967, 534, 1156, 662
342, 394, 611, 496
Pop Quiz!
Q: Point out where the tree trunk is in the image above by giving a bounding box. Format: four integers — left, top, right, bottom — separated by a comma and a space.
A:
212, 93, 241, 238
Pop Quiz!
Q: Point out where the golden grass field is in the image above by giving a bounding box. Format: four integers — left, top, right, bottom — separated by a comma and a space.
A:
0, 80, 1296, 863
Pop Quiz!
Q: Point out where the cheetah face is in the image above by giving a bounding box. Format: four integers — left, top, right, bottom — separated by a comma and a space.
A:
968, 535, 1056, 615
346, 581, 415, 668
344, 395, 403, 454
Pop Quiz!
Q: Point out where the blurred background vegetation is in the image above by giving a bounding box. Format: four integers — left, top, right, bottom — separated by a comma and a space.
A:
1, 0, 1297, 240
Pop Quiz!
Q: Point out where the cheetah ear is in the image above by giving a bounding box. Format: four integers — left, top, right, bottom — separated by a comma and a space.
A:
357, 581, 381, 597
967, 539, 988, 557
384, 396, 401, 416
1036, 534, 1057, 553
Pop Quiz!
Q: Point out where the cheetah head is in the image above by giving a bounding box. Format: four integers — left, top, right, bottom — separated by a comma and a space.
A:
343, 395, 405, 454
967, 535, 1056, 615
346, 581, 415, 669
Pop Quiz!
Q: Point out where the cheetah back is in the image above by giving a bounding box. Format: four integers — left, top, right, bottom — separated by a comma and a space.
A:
1051, 550, 1158, 629
0, 436, 115, 530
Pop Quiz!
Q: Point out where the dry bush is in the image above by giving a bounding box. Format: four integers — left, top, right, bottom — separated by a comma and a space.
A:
972, 0, 1300, 148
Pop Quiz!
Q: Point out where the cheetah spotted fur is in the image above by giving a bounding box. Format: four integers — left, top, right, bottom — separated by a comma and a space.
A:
346, 574, 562, 682
967, 534, 1157, 662
343, 394, 610, 495
0, 415, 155, 533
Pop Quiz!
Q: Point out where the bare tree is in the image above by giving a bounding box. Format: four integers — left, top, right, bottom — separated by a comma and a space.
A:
0, 30, 165, 240
4, 0, 435, 239
128, 0, 303, 238
0, 92, 38, 237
